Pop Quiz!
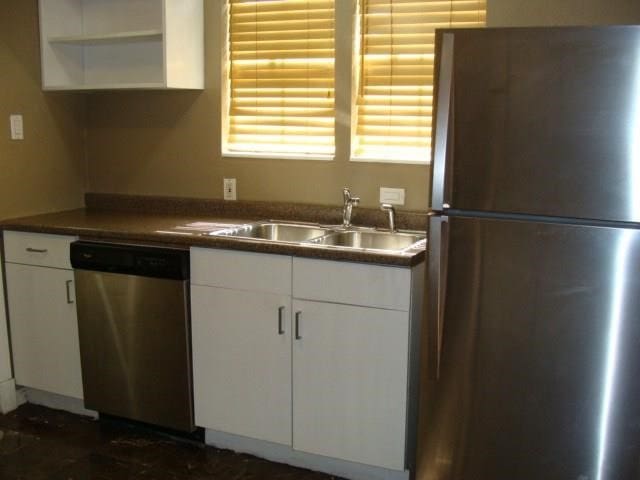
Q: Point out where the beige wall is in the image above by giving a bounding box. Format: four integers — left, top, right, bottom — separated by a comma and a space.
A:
0, 1, 86, 219
85, 0, 640, 212
487, 0, 640, 27
86, 1, 429, 210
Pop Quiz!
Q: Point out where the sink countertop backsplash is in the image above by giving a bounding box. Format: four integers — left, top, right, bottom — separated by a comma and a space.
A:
84, 193, 428, 232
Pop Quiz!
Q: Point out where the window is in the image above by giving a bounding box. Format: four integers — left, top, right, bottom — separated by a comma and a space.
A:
353, 0, 486, 163
223, 0, 335, 159
222, 0, 486, 163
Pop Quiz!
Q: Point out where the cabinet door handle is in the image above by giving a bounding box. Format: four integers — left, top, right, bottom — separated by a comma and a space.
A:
26, 247, 47, 253
277, 306, 285, 335
294, 311, 302, 340
65, 280, 74, 304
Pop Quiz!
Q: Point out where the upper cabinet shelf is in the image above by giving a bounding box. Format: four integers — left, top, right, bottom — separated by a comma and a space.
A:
38, 0, 204, 91
48, 30, 164, 46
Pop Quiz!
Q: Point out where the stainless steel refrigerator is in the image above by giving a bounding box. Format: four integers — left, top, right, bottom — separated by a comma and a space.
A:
417, 26, 640, 480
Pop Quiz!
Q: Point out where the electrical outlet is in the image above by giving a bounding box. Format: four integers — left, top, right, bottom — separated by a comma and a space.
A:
9, 114, 23, 140
379, 187, 405, 206
224, 178, 237, 201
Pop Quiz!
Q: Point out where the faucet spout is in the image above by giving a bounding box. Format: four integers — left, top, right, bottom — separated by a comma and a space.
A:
380, 203, 396, 233
342, 187, 360, 228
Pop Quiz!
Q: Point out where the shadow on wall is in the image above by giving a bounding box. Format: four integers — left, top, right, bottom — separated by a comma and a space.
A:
87, 90, 204, 129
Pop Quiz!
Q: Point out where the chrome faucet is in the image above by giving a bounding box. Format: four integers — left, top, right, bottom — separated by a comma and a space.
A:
380, 203, 396, 233
342, 187, 360, 228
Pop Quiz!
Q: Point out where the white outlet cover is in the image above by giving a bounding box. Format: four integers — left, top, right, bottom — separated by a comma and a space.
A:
379, 187, 405, 206
224, 178, 237, 201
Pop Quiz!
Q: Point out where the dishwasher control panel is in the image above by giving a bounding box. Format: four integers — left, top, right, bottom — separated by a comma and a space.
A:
70, 241, 189, 280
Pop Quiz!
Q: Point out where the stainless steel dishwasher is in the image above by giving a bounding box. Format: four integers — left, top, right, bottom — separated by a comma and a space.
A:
70, 241, 194, 432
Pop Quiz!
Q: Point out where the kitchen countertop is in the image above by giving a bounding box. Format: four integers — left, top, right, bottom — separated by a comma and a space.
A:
0, 194, 427, 267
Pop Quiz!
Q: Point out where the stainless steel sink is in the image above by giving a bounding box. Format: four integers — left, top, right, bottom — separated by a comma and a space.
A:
207, 220, 426, 254
310, 230, 425, 251
207, 222, 332, 243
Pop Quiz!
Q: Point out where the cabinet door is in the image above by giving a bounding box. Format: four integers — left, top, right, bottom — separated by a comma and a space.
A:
6, 263, 83, 399
292, 299, 409, 470
192, 285, 292, 445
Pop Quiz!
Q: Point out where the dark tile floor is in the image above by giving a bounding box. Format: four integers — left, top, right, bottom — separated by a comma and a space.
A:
0, 403, 341, 480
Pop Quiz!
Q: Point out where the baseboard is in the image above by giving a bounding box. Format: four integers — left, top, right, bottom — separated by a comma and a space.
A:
0, 378, 17, 413
204, 428, 410, 480
18, 387, 98, 418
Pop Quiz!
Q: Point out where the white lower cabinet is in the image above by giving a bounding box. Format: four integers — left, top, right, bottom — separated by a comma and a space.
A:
291, 299, 409, 470
192, 248, 421, 474
191, 247, 293, 445
5, 261, 83, 399
192, 285, 292, 445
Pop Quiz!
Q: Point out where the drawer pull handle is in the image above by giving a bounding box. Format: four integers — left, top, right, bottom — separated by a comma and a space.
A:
26, 247, 47, 253
295, 311, 302, 340
277, 306, 285, 335
65, 280, 74, 304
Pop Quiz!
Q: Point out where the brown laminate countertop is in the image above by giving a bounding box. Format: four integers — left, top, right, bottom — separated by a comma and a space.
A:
0, 194, 426, 267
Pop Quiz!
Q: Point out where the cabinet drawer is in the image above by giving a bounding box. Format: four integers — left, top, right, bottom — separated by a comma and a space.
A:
4, 231, 77, 269
191, 248, 291, 295
292, 258, 411, 311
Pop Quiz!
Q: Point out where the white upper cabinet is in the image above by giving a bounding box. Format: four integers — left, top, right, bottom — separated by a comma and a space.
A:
38, 0, 204, 91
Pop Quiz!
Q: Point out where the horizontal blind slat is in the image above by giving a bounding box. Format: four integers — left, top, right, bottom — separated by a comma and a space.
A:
231, 19, 334, 34
363, 55, 435, 66
230, 125, 334, 136
232, 88, 335, 98
360, 96, 432, 106
366, 1, 486, 14
231, 38, 335, 52
231, 29, 333, 42
230, 9, 334, 23
231, 67, 334, 80
231, 50, 335, 61
230, 106, 335, 117
364, 85, 433, 95
361, 76, 435, 87
231, 116, 334, 127
230, 0, 334, 14
232, 97, 334, 107
231, 78, 334, 89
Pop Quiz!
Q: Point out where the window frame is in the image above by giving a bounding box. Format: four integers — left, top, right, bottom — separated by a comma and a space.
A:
221, 0, 337, 162
350, 0, 486, 165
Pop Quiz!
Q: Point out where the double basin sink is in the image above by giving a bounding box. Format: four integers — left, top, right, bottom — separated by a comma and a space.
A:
206, 221, 426, 254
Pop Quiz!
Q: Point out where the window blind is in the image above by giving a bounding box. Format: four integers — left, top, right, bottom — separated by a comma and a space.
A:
354, 0, 486, 163
224, 0, 335, 159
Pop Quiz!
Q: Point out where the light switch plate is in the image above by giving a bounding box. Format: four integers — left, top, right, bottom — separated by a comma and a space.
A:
379, 187, 405, 206
9, 114, 23, 140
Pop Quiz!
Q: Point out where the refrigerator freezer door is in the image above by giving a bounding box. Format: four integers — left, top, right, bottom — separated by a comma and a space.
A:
419, 216, 640, 480
431, 26, 640, 222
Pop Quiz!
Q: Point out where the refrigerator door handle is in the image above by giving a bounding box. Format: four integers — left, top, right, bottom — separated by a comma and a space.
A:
431, 33, 455, 211
427, 215, 449, 380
